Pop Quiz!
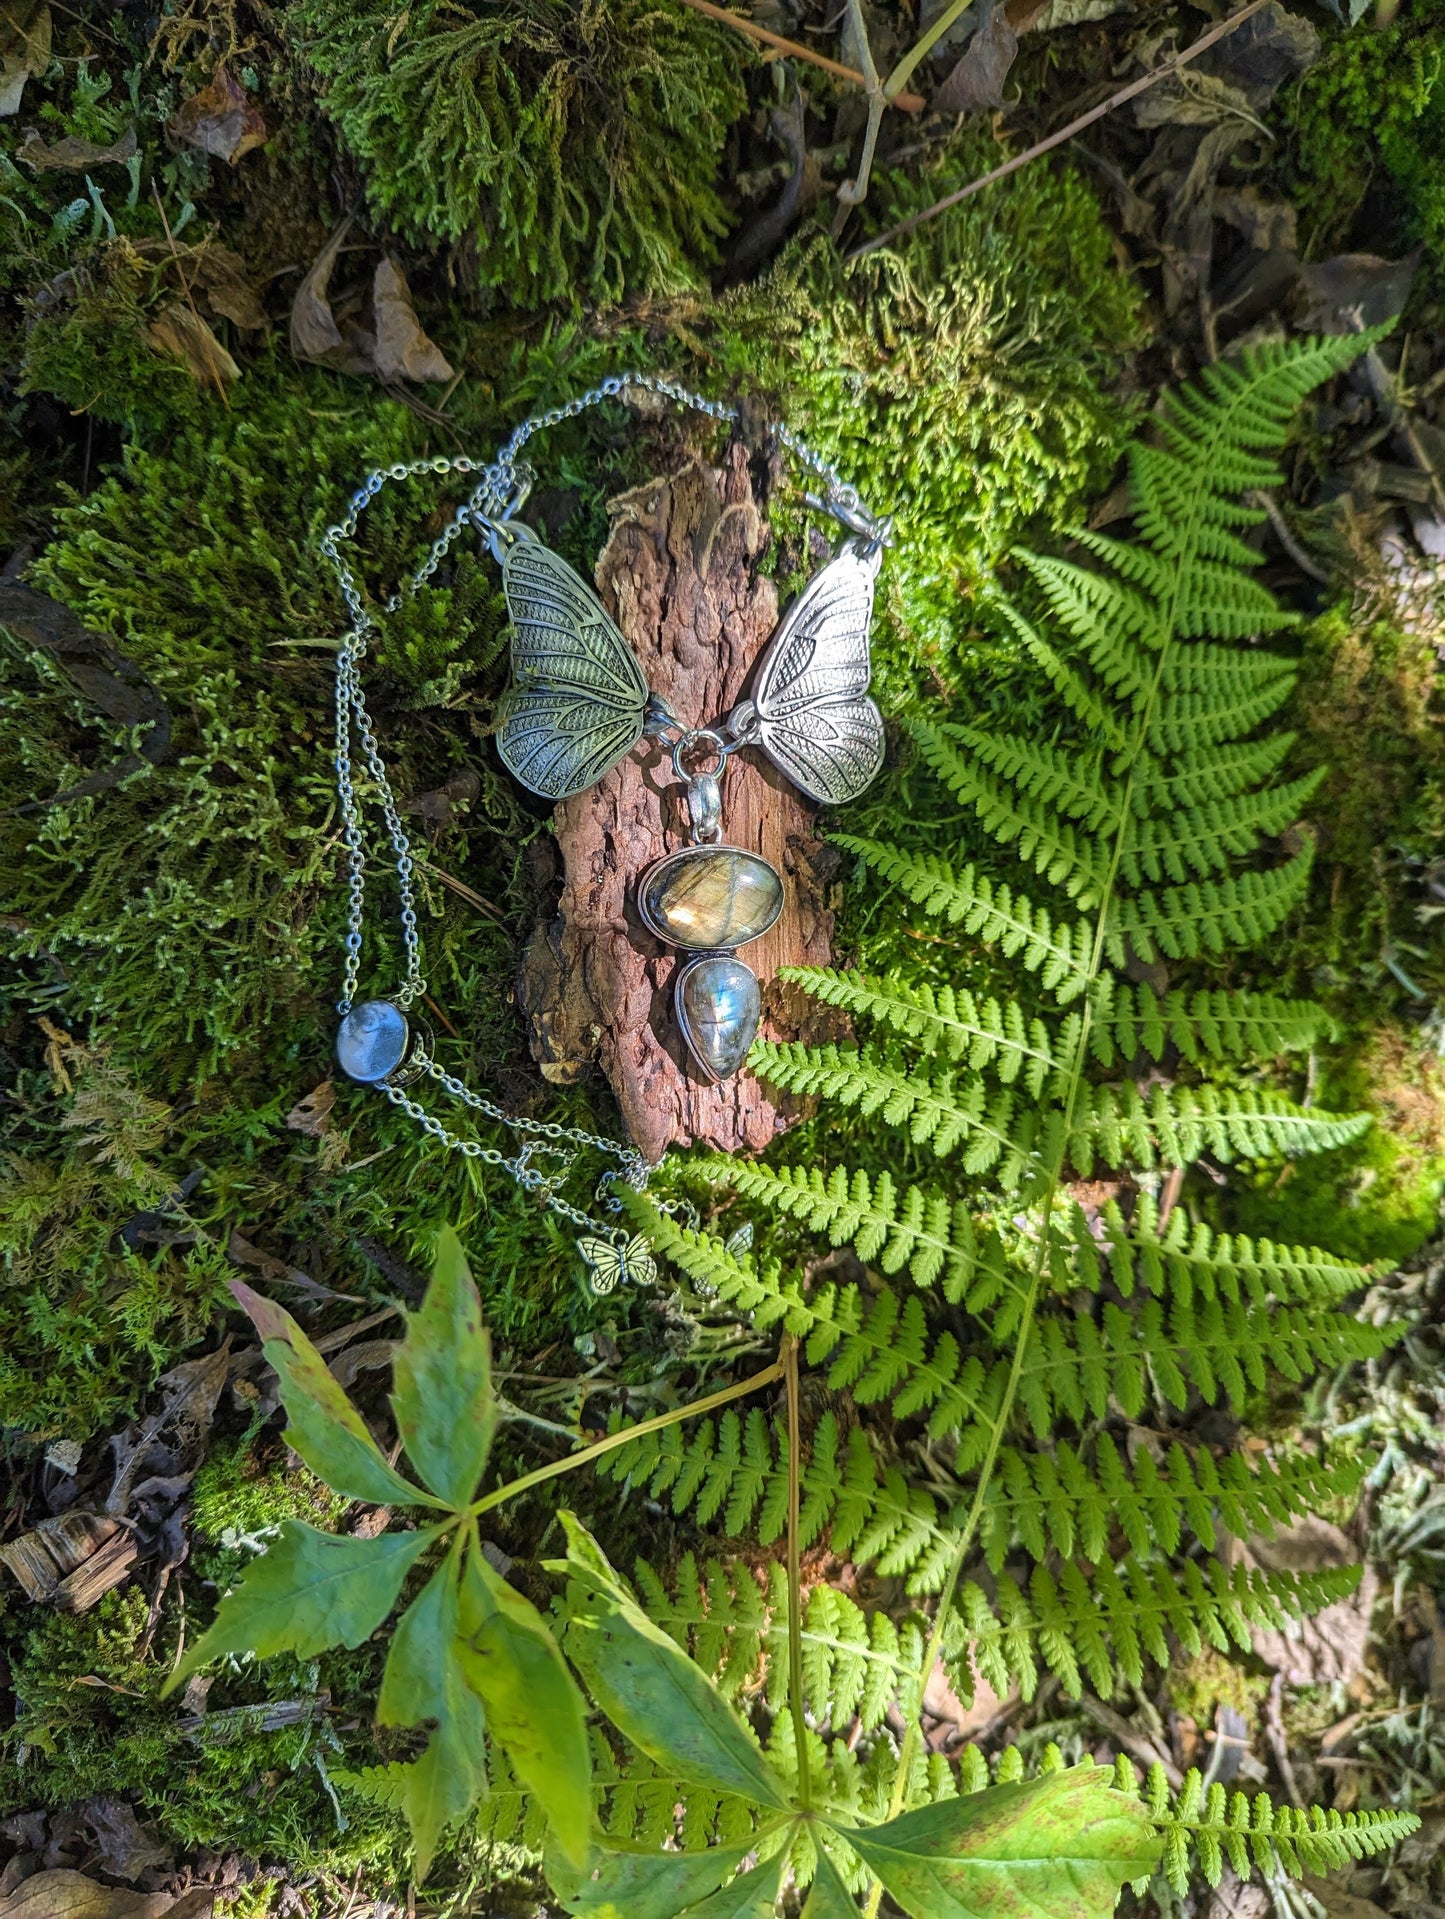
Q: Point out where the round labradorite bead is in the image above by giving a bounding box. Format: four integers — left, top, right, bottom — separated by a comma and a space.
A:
336, 1000, 409, 1084
676, 954, 761, 1080
639, 846, 783, 951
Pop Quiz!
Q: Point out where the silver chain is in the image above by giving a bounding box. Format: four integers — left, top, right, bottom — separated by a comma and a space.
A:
316, 374, 879, 1242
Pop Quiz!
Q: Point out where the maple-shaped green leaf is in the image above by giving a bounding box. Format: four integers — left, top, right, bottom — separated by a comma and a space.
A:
231, 1279, 443, 1510
164, 1520, 441, 1693
553, 1513, 790, 1813
802, 1846, 861, 1916
568, 1836, 784, 1918
390, 1226, 498, 1507
836, 1767, 1162, 1919
456, 1546, 592, 1872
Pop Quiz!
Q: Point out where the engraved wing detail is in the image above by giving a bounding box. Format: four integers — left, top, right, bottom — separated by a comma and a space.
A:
749, 544, 884, 805
497, 539, 649, 801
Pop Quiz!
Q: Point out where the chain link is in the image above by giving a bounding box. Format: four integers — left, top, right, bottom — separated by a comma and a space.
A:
317, 375, 879, 1241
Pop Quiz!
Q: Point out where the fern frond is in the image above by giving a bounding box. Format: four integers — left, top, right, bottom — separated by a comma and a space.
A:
779, 967, 1067, 1097
1147, 1763, 1418, 1893
980, 1435, 1366, 1571
1108, 846, 1315, 961
701, 1155, 981, 1297
988, 592, 1129, 749
1132, 733, 1296, 811
1096, 1193, 1372, 1307
961, 1555, 1361, 1700
1016, 1297, 1390, 1435
831, 833, 1094, 999
1121, 772, 1324, 885
1011, 549, 1164, 684
1069, 1079, 1368, 1173
945, 725, 1123, 834
750, 1041, 1034, 1177
1149, 651, 1296, 751
1086, 982, 1331, 1068
911, 724, 1111, 903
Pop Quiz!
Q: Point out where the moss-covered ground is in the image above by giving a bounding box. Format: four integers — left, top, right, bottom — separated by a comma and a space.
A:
1, 0, 1443, 1909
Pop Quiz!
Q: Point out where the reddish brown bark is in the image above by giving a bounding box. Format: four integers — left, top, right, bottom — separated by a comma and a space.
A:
517, 448, 839, 1164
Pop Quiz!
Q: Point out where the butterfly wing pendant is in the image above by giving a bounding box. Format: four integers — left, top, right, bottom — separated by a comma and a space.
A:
578, 1233, 658, 1295
497, 537, 650, 801
741, 541, 885, 806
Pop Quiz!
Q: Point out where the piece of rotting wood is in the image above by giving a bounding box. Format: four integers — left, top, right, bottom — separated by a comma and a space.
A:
518, 446, 841, 1164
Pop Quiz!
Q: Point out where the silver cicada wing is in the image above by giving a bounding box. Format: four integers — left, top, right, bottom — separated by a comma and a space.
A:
748, 543, 884, 805
497, 538, 649, 801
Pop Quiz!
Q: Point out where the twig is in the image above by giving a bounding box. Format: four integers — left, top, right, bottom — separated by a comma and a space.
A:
1079, 1693, 1183, 1789
429, 863, 507, 925
1250, 489, 1329, 586
150, 181, 230, 405
674, 0, 926, 112
834, 0, 889, 227
1265, 1673, 1307, 1809
846, 0, 1273, 261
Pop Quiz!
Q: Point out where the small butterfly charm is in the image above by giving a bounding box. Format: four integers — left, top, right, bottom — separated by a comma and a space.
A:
579, 1233, 658, 1296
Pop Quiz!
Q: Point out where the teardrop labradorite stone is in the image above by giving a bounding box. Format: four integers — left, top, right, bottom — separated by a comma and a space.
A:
641, 847, 783, 951
677, 955, 760, 1080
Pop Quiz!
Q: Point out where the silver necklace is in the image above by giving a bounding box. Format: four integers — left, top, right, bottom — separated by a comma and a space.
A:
317, 375, 889, 1279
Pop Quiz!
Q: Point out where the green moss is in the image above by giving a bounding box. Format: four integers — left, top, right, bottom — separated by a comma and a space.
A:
711, 136, 1147, 700
1290, 0, 1445, 271
191, 1436, 348, 1547
1166, 1646, 1271, 1726
292, 0, 747, 306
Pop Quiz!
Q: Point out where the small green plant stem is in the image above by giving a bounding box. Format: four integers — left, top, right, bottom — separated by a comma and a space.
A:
783, 1334, 811, 1811
859, 363, 1237, 1919
470, 1354, 786, 1519
885, 0, 974, 103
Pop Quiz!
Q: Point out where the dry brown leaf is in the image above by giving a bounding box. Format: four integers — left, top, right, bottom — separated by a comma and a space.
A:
286, 1080, 335, 1135
1300, 1878, 1391, 1919
227, 1227, 362, 1305
933, 0, 1019, 116
80, 1798, 168, 1883
191, 244, 266, 329
1215, 186, 1298, 252
327, 1337, 397, 1391
144, 305, 240, 388
289, 216, 372, 372
17, 125, 136, 170
1230, 1518, 1377, 1684
0, 1873, 211, 1919
166, 64, 266, 165
371, 255, 454, 384
0, 0, 51, 117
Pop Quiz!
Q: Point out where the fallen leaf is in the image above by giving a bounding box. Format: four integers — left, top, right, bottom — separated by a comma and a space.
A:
1215, 186, 1297, 252
1295, 250, 1420, 333
1204, 1868, 1271, 1919
166, 63, 266, 164
371, 255, 454, 383
106, 1346, 230, 1517
17, 125, 136, 170
1035, 0, 1124, 22
933, 0, 1018, 115
144, 304, 240, 388
79, 1800, 167, 1884
227, 1227, 362, 1305
0, 0, 50, 118
286, 1081, 336, 1136
0, 1873, 211, 1918
327, 1337, 397, 1391
1300, 1878, 1391, 1919
1196, 1, 1320, 110
1134, 69, 1259, 131
405, 768, 481, 824
1231, 1519, 1377, 1684
289, 216, 371, 372
191, 243, 266, 329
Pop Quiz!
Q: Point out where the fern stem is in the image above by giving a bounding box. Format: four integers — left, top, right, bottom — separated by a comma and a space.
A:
783, 1333, 811, 1810
470, 1354, 785, 1518
862, 350, 1283, 1913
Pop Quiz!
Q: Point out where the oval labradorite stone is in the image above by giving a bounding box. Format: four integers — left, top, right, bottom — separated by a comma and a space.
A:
641, 847, 783, 951
677, 954, 761, 1080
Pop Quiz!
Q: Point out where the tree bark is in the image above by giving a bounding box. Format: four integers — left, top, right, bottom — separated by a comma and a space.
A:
517, 447, 840, 1164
